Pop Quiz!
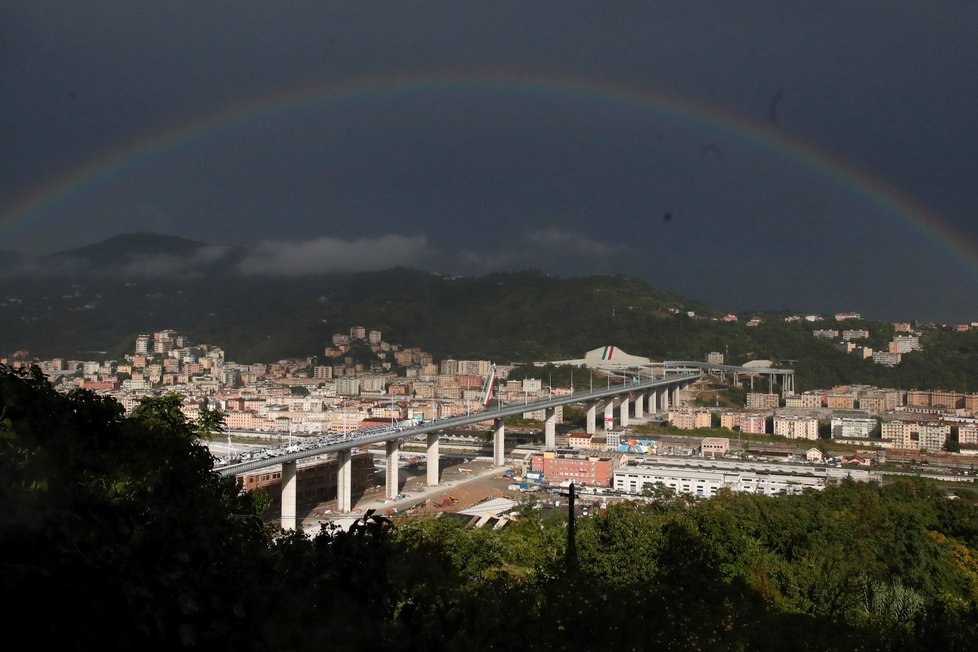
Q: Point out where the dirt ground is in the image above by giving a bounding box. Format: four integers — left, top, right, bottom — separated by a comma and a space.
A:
301, 456, 528, 528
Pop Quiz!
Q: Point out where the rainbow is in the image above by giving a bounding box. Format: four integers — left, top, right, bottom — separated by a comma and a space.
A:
3, 70, 975, 272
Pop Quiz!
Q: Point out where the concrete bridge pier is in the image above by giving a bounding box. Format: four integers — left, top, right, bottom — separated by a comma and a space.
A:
648, 389, 657, 414
544, 407, 557, 449
281, 460, 297, 531
620, 396, 630, 428
427, 432, 440, 486
493, 418, 505, 466
661, 387, 670, 412
385, 440, 400, 501
585, 401, 597, 434
337, 449, 352, 513
633, 393, 644, 419
603, 399, 615, 430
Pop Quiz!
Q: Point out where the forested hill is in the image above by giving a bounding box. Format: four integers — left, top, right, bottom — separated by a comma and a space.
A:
5, 239, 978, 391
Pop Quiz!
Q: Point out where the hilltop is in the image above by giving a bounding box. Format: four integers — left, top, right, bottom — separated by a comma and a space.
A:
6, 233, 978, 392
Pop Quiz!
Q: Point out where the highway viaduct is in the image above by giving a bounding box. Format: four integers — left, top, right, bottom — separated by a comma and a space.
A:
215, 371, 702, 529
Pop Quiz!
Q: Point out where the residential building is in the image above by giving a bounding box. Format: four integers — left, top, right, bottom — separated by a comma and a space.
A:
814, 329, 839, 339
831, 417, 877, 440
335, 377, 360, 396
872, 351, 902, 367
773, 415, 819, 440
931, 391, 965, 410
827, 391, 857, 410
746, 393, 779, 410
881, 420, 950, 451
784, 391, 823, 409
740, 413, 767, 434
890, 336, 921, 354
668, 409, 712, 430
959, 424, 978, 446
568, 432, 595, 450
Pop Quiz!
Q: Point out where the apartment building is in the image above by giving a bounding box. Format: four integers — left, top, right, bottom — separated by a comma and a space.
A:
959, 424, 978, 446
827, 392, 857, 410
773, 415, 819, 440
872, 351, 902, 367
890, 336, 921, 354
746, 393, 779, 410
668, 409, 712, 430
831, 416, 877, 440
881, 420, 949, 451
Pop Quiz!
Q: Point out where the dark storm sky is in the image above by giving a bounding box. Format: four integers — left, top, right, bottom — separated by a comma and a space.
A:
2, 2, 977, 322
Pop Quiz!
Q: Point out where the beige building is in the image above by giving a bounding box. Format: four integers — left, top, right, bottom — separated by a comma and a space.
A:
827, 391, 857, 410
931, 391, 965, 410
784, 392, 823, 409
773, 415, 819, 440
959, 424, 978, 446
568, 432, 595, 450
720, 412, 740, 431
907, 390, 932, 408
701, 437, 730, 458
881, 420, 949, 451
669, 409, 712, 430
746, 393, 779, 410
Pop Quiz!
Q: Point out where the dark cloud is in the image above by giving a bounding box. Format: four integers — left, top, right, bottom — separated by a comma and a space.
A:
235, 235, 431, 276
2, 2, 978, 321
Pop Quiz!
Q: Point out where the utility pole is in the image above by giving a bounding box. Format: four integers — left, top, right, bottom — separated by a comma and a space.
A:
558, 481, 577, 573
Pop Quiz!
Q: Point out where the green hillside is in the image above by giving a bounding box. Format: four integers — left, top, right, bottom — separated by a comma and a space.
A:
4, 258, 978, 391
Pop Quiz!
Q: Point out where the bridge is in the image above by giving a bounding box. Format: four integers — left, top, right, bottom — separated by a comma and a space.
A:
214, 371, 701, 528
662, 360, 795, 396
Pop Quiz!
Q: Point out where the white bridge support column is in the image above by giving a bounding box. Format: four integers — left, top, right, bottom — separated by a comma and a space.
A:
337, 449, 352, 514
427, 432, 440, 486
586, 401, 597, 435
633, 393, 644, 419
385, 440, 400, 501
493, 418, 505, 466
603, 399, 615, 430
620, 396, 630, 428
661, 386, 670, 412
544, 407, 557, 449
648, 389, 658, 414
280, 460, 297, 531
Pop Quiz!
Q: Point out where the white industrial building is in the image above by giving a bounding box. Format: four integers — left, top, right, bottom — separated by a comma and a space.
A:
613, 457, 874, 498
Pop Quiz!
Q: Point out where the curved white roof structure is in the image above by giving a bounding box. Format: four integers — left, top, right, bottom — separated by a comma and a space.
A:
583, 345, 651, 368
